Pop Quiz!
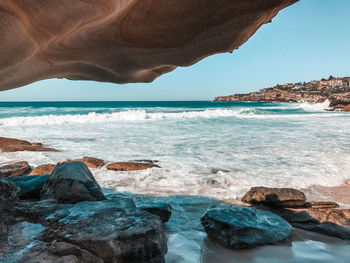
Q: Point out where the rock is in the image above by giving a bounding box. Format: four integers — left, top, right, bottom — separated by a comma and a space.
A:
0, 178, 19, 246
342, 105, 350, 111
201, 205, 292, 249
0, 1, 297, 91
306, 201, 339, 209
41, 162, 105, 204
329, 93, 350, 107
0, 161, 31, 177
7, 174, 49, 200
0, 137, 58, 152
315, 98, 326, 103
29, 164, 56, 176
106, 162, 160, 171
242, 187, 307, 207
273, 207, 350, 240
138, 202, 172, 223
41, 196, 167, 263
78, 157, 104, 168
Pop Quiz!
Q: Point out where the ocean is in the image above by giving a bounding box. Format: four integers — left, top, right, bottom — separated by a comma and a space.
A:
0, 100, 350, 202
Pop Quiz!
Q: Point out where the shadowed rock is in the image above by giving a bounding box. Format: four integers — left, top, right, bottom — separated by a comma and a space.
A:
41, 162, 105, 204
29, 164, 56, 176
0, 161, 31, 177
201, 205, 292, 249
138, 202, 172, 223
7, 174, 49, 200
107, 162, 160, 171
0, 1, 298, 91
0, 137, 58, 152
242, 186, 307, 207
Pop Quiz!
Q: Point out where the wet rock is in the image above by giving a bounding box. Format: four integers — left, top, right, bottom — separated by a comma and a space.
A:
80, 157, 104, 168
342, 105, 350, 111
7, 174, 49, 200
201, 205, 292, 249
0, 137, 58, 152
0, 178, 19, 241
41, 162, 105, 204
138, 202, 172, 223
0, 161, 31, 177
29, 164, 56, 176
242, 187, 306, 207
41, 197, 167, 263
329, 93, 350, 107
270, 207, 350, 240
106, 162, 160, 171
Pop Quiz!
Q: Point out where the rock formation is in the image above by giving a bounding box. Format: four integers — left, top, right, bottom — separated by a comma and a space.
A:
107, 162, 160, 171
0, 0, 298, 91
0, 137, 58, 152
201, 205, 292, 249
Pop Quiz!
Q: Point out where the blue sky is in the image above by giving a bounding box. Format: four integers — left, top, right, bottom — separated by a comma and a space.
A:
1, 0, 350, 101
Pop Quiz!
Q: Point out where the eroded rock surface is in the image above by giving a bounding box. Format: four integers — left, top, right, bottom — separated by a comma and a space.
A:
242, 186, 306, 207
41, 162, 105, 203
201, 205, 292, 249
0, 0, 297, 91
138, 201, 172, 223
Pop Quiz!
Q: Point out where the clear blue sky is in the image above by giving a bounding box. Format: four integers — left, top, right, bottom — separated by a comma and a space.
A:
1, 0, 350, 101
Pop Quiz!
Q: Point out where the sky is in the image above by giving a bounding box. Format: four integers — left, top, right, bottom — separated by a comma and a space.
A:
1, 0, 350, 101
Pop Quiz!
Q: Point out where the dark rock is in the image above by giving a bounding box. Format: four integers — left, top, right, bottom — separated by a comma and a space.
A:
106, 162, 160, 171
138, 202, 172, 223
242, 186, 306, 207
29, 164, 56, 176
41, 196, 167, 263
41, 162, 105, 204
7, 174, 49, 200
0, 161, 31, 177
201, 205, 292, 249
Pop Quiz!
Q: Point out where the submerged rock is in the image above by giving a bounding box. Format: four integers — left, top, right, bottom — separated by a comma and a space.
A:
138, 202, 172, 223
29, 164, 56, 176
201, 205, 292, 249
7, 174, 49, 200
106, 162, 160, 171
0, 161, 31, 177
41, 162, 105, 204
242, 186, 306, 207
0, 137, 58, 152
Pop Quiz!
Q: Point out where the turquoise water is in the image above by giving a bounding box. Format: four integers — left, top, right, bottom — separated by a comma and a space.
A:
0, 100, 350, 201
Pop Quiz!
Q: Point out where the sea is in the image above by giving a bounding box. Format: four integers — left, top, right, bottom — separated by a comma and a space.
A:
2, 100, 350, 262
0, 99, 349, 202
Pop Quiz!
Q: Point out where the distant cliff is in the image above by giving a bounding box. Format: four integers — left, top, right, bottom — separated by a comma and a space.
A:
214, 76, 350, 111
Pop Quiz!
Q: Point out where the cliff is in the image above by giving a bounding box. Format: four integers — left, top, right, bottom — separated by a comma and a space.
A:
0, 0, 298, 91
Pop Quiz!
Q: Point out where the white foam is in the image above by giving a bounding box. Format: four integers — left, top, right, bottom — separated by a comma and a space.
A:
298, 99, 331, 112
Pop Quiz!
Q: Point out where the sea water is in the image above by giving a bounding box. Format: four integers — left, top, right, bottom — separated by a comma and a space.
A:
0, 100, 350, 202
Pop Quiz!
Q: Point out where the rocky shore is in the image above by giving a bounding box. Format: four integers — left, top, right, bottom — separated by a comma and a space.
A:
1, 136, 350, 262
214, 90, 350, 111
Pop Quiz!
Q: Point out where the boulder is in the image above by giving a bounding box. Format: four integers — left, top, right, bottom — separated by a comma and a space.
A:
106, 162, 160, 171
201, 205, 292, 249
29, 164, 56, 176
41, 162, 105, 204
41, 197, 167, 263
0, 161, 31, 177
138, 202, 172, 223
7, 174, 49, 200
0, 137, 58, 152
242, 187, 306, 207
